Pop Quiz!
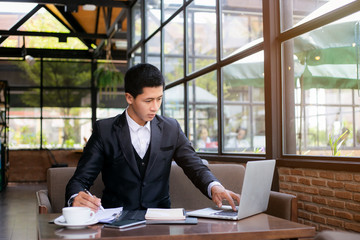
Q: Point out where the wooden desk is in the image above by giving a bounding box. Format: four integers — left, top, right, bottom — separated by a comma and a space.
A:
38, 213, 315, 240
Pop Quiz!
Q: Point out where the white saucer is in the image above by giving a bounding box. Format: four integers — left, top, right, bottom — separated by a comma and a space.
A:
54, 216, 99, 229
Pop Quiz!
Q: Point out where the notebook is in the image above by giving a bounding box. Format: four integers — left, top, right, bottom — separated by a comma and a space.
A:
104, 210, 146, 229
186, 159, 276, 220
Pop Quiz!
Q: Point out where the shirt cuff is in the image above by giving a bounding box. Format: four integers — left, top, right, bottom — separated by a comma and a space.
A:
67, 193, 78, 207
207, 181, 222, 198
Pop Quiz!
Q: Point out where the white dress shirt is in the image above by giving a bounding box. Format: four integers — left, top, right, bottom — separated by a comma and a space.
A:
126, 109, 151, 159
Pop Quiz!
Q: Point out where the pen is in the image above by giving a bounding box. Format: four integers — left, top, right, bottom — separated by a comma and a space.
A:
84, 189, 105, 212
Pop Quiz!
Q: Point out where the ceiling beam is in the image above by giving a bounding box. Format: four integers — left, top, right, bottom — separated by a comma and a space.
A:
54, 5, 95, 48
95, 7, 100, 34
0, 30, 111, 39
0, 30, 126, 39
106, 8, 127, 36
0, 47, 127, 60
1, 0, 131, 8
94, 8, 127, 57
0, 47, 92, 59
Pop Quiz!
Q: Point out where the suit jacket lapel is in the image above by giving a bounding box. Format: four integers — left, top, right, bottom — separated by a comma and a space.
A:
146, 117, 163, 177
114, 113, 141, 178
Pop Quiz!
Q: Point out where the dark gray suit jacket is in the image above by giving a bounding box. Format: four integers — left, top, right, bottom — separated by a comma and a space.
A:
65, 111, 218, 210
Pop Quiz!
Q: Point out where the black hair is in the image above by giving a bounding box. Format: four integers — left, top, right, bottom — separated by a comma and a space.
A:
236, 127, 248, 138
124, 63, 165, 98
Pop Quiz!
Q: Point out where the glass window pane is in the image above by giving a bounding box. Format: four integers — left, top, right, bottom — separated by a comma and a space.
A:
43, 61, 91, 87
222, 53, 265, 154
96, 108, 126, 120
224, 104, 265, 154
0, 2, 37, 30
97, 92, 127, 119
163, 0, 182, 22
164, 12, 184, 83
253, 105, 265, 151
253, 87, 265, 102
43, 89, 91, 108
145, 0, 161, 37
340, 89, 353, 105
132, 0, 142, 47
19, 8, 68, 32
43, 107, 91, 118
9, 118, 40, 149
300, 106, 354, 156
221, 0, 263, 58
223, 105, 251, 153
282, 12, 360, 156
355, 93, 360, 105
355, 107, 360, 148
280, 0, 356, 32
130, 47, 142, 66
42, 118, 92, 149
9, 107, 40, 118
3, 8, 87, 49
164, 84, 185, 132
10, 88, 40, 108
146, 31, 161, 69
187, 0, 216, 74
0, 61, 40, 87
188, 71, 218, 152
222, 52, 264, 98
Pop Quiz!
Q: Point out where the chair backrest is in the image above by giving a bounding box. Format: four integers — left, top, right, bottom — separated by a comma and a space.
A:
170, 164, 245, 209
47, 164, 245, 213
47, 167, 104, 213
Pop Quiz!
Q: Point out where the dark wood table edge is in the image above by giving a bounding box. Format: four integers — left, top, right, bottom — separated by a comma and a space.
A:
37, 213, 316, 240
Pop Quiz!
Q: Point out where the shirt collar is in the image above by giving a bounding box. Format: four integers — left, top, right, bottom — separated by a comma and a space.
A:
125, 108, 151, 132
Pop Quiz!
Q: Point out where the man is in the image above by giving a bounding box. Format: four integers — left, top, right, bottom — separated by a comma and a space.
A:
66, 63, 240, 212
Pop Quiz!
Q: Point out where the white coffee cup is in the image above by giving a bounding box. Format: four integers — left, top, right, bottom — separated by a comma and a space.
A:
62, 207, 96, 225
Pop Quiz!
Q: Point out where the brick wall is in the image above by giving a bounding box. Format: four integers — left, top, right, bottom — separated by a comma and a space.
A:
279, 167, 360, 233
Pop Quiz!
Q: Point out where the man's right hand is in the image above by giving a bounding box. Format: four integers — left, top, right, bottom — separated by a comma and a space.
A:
72, 191, 102, 212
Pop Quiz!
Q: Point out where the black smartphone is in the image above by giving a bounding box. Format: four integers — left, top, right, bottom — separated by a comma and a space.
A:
104, 219, 146, 229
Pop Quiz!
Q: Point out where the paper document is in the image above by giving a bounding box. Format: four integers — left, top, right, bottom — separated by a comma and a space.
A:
145, 208, 185, 220
96, 207, 123, 223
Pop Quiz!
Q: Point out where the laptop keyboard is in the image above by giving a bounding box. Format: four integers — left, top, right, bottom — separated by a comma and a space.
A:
213, 210, 238, 217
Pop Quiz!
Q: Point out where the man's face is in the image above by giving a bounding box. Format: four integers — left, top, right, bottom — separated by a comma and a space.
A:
125, 86, 163, 126
237, 129, 246, 139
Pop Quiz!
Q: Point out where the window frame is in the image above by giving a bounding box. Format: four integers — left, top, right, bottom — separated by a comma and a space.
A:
127, 0, 360, 170
276, 0, 360, 170
7, 58, 95, 150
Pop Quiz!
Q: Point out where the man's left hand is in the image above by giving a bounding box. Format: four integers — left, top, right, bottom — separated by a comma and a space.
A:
211, 185, 240, 211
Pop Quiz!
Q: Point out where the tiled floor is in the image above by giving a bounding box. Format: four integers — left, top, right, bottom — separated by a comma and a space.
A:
0, 182, 46, 240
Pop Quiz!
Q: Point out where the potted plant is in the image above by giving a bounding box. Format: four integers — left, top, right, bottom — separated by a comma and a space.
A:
93, 40, 124, 98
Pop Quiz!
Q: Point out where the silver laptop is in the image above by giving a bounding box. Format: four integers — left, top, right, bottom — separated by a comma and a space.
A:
187, 159, 276, 220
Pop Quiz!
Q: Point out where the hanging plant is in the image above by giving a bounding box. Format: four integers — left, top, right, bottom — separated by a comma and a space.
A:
93, 40, 124, 98
94, 63, 124, 98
